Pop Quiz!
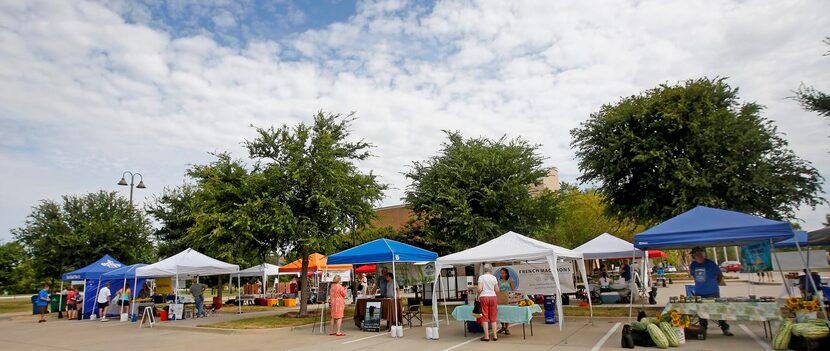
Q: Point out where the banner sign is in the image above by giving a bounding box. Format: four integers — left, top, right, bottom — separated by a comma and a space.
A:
740, 241, 772, 273
499, 262, 576, 295
362, 301, 382, 332
322, 270, 352, 282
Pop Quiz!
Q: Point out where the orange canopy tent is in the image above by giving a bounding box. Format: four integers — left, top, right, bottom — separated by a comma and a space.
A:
279, 253, 352, 273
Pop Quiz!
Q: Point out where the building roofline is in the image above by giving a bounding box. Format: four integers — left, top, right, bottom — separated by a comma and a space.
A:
373, 204, 409, 211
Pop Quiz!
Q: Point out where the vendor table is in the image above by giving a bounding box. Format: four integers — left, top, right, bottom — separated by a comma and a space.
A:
452, 304, 543, 339
353, 298, 403, 331
663, 302, 781, 339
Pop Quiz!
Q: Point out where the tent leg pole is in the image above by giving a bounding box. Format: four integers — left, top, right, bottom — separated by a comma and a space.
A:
392, 260, 399, 327
58, 281, 64, 318
795, 242, 828, 321
237, 274, 242, 314
770, 239, 791, 296
132, 276, 138, 318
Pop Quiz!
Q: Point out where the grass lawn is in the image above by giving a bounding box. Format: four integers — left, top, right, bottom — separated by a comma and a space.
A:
0, 298, 35, 314
201, 307, 356, 329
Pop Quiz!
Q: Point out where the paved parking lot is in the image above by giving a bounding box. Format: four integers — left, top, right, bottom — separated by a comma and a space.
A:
0, 311, 774, 351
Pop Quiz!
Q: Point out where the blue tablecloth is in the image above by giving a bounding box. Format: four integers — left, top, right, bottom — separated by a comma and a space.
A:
452, 304, 544, 324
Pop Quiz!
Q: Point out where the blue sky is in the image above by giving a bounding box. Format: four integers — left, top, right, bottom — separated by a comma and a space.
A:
1, 0, 828, 242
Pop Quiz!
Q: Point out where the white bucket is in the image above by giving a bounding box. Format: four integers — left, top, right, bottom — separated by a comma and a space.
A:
120, 313, 129, 322
90, 314, 97, 320
426, 327, 434, 339
396, 326, 404, 337
432, 327, 439, 340
390, 327, 397, 338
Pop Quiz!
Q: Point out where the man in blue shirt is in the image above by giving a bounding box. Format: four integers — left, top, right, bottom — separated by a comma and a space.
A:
689, 247, 732, 336
36, 284, 50, 323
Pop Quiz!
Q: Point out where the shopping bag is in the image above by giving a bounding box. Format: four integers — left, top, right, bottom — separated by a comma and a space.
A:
472, 301, 482, 318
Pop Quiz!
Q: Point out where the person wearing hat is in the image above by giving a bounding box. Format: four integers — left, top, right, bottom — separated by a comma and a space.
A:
689, 247, 732, 336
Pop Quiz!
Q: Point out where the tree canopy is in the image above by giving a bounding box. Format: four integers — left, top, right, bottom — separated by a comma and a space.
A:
404, 131, 560, 253
12, 191, 154, 283
538, 184, 645, 249
571, 78, 825, 223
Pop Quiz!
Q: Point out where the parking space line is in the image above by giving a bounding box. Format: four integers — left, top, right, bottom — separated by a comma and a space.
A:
342, 320, 444, 344
590, 322, 620, 351
739, 324, 772, 351
342, 333, 387, 344
442, 336, 478, 351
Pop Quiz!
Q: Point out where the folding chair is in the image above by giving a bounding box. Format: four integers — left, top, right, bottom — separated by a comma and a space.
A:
403, 298, 423, 328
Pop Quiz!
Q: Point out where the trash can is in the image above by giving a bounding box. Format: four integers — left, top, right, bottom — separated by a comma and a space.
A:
543, 295, 557, 324
50, 294, 66, 313
31, 295, 39, 315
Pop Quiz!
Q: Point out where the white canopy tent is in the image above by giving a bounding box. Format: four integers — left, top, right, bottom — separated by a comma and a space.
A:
135, 248, 241, 314
432, 231, 593, 331
239, 263, 280, 294
574, 233, 653, 317
574, 233, 645, 260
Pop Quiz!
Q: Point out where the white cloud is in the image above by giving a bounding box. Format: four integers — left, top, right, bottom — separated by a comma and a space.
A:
0, 0, 828, 242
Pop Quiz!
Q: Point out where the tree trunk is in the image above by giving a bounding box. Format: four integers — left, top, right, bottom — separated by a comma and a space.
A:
298, 245, 310, 317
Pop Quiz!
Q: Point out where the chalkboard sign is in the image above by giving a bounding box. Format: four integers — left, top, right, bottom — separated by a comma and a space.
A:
362, 301, 381, 332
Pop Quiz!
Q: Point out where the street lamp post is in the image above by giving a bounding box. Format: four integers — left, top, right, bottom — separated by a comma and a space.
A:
118, 171, 146, 205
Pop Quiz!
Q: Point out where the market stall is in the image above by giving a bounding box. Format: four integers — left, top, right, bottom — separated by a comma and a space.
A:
574, 233, 662, 305
433, 231, 593, 333
238, 263, 280, 295
135, 248, 241, 318
631, 206, 800, 345
100, 264, 147, 318
60, 254, 125, 319
280, 253, 352, 304
328, 238, 438, 333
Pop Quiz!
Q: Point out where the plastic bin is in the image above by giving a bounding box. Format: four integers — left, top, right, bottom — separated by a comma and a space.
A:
685, 285, 695, 297
267, 298, 278, 307
159, 310, 168, 321
283, 298, 297, 307
50, 294, 66, 313
31, 295, 39, 315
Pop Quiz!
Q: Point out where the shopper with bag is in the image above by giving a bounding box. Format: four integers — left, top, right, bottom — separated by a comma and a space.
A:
477, 265, 500, 342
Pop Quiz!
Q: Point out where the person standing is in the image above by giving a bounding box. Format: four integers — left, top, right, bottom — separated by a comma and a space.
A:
190, 277, 206, 318
97, 282, 112, 322
496, 268, 515, 336
477, 265, 500, 342
375, 268, 389, 297
328, 275, 347, 336
115, 283, 131, 317
358, 273, 368, 298
689, 247, 732, 336
66, 287, 78, 320
36, 284, 50, 323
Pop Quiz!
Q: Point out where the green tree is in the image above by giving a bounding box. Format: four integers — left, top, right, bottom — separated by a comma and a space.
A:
0, 241, 37, 294
12, 191, 154, 284
145, 183, 198, 258
404, 131, 560, 253
794, 37, 830, 119
241, 111, 386, 316
571, 78, 825, 224
540, 184, 645, 249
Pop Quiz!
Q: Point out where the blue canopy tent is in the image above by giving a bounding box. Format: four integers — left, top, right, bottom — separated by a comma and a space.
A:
99, 264, 147, 318
327, 239, 438, 333
328, 238, 439, 265
60, 255, 124, 319
773, 231, 809, 248
631, 206, 828, 319
633, 206, 794, 250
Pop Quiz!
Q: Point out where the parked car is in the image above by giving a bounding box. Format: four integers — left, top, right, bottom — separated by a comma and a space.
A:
665, 264, 678, 273
720, 261, 741, 272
